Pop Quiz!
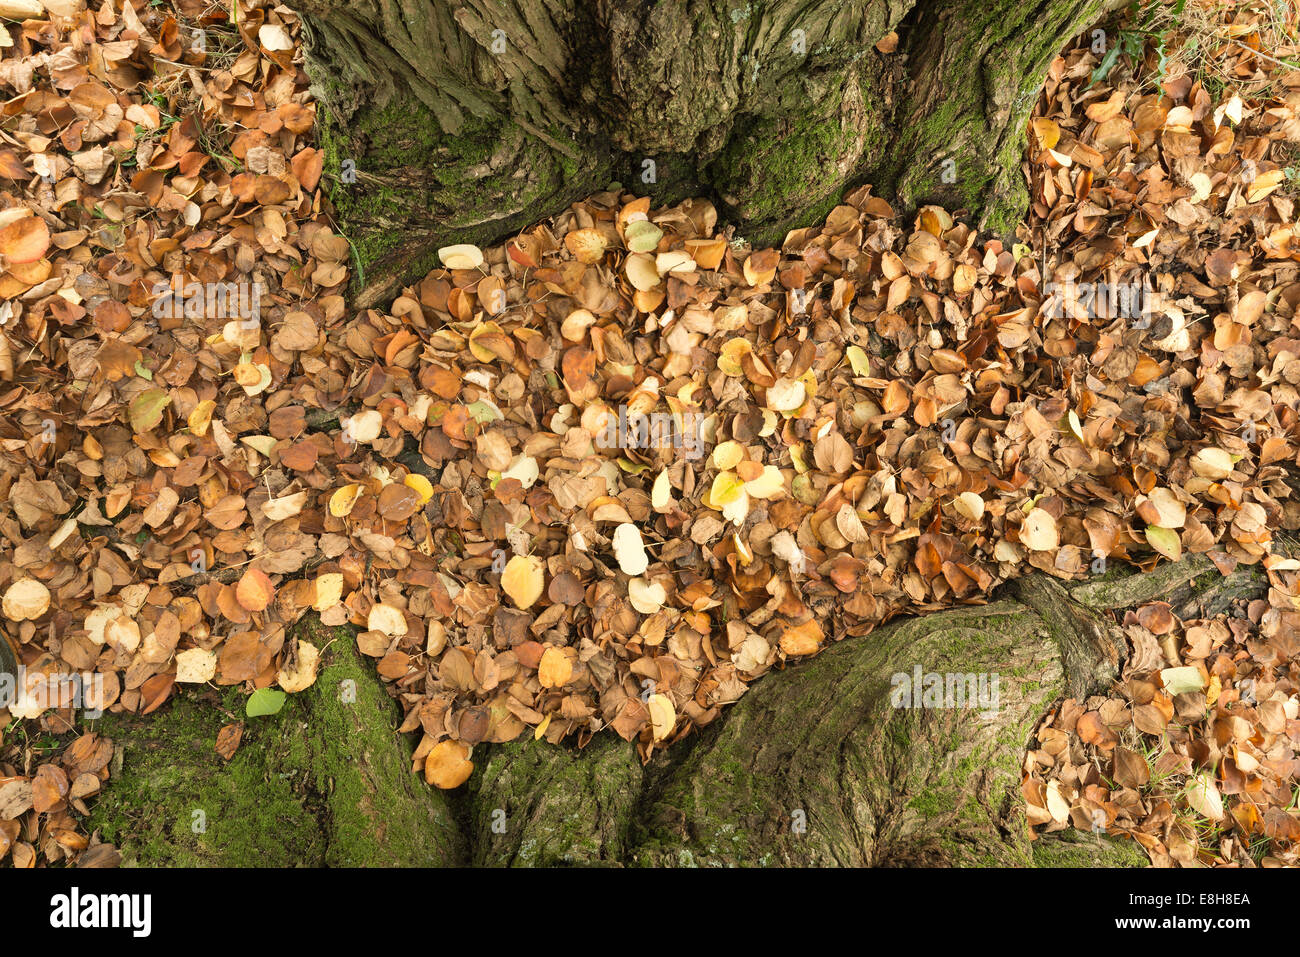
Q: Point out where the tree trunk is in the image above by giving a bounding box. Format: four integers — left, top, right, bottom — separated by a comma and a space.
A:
467, 574, 1132, 866
295, 0, 1122, 307
90, 553, 1289, 867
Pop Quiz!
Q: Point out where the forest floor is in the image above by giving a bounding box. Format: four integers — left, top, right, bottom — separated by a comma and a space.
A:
1, 0, 1299, 868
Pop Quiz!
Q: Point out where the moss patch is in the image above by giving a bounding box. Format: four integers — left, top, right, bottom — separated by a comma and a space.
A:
708, 84, 882, 246
319, 95, 614, 306
1032, 827, 1149, 867
467, 734, 642, 866
89, 685, 319, 867
89, 619, 461, 867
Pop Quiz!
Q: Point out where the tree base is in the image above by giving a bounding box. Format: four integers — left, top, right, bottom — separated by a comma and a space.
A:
300, 0, 1126, 305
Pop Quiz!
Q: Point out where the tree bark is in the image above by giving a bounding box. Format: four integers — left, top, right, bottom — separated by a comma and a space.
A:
469, 576, 1125, 866
294, 0, 1123, 307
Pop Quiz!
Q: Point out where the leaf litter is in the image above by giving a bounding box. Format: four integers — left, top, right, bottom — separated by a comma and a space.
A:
0, 0, 1297, 867
1021, 5, 1300, 867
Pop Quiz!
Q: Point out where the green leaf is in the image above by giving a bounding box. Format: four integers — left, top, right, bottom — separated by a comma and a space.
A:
625, 220, 663, 253
1145, 525, 1182, 562
246, 688, 287, 718
465, 400, 501, 424
1088, 41, 1123, 88
128, 388, 170, 433
617, 457, 649, 474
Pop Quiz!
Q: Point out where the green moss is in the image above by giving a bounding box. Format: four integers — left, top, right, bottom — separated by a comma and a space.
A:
908, 790, 951, 818
365, 101, 453, 166
1033, 828, 1148, 868
887, 0, 1112, 236
89, 686, 320, 867
318, 92, 615, 304
630, 739, 767, 867
289, 618, 461, 866
708, 89, 879, 243
89, 620, 461, 867
895, 97, 1020, 228
468, 734, 642, 867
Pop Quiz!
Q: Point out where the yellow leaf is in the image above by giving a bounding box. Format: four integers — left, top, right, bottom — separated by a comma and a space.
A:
711, 440, 744, 471
368, 602, 408, 636
648, 693, 675, 741
501, 555, 545, 609
188, 399, 216, 436
651, 469, 671, 510
710, 470, 745, 506
329, 483, 362, 517
1031, 116, 1060, 150
313, 572, 344, 611
1160, 666, 1204, 696
403, 473, 434, 505
845, 345, 871, 376
538, 646, 572, 688
718, 338, 751, 376
779, 619, 823, 656
1067, 409, 1085, 445
277, 640, 320, 693
1246, 169, 1284, 203
425, 740, 474, 789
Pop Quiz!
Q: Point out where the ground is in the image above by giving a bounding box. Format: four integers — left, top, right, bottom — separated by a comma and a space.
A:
1, 0, 1298, 871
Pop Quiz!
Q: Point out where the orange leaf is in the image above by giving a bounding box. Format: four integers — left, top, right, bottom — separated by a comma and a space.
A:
0, 215, 50, 264
140, 672, 176, 715
537, 646, 572, 688
235, 567, 275, 612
